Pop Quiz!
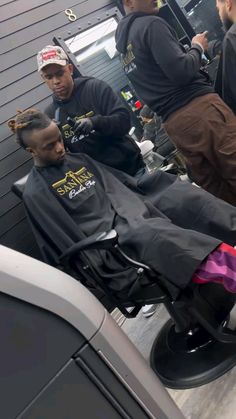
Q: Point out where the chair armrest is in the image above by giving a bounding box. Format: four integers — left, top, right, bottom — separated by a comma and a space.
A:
60, 229, 118, 262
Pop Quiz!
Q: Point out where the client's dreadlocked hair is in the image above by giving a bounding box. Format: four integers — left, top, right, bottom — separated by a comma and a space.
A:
8, 109, 51, 149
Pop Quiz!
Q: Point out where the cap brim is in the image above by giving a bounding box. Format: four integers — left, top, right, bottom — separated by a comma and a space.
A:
38, 59, 67, 72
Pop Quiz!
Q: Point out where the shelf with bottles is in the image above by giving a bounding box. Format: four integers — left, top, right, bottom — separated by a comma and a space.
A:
127, 100, 142, 113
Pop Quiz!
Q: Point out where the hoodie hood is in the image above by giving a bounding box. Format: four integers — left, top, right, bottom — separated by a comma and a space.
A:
116, 12, 152, 54
52, 76, 93, 104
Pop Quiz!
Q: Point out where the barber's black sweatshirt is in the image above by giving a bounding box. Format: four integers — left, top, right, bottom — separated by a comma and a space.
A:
45, 77, 144, 175
215, 23, 236, 115
115, 13, 213, 121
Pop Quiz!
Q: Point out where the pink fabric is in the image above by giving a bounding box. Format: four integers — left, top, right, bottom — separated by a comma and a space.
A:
192, 243, 236, 293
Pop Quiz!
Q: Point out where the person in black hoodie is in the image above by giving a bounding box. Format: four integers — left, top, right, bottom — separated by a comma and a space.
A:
215, 0, 236, 115
37, 45, 145, 177
115, 0, 236, 206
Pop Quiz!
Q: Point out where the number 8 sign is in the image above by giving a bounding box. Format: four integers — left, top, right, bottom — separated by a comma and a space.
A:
65, 9, 77, 22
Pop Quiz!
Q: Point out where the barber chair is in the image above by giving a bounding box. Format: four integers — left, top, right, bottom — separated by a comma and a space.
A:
0, 245, 185, 419
59, 230, 236, 390
12, 174, 29, 198
12, 177, 236, 390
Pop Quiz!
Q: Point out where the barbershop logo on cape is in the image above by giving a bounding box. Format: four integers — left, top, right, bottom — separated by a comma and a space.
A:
52, 167, 96, 200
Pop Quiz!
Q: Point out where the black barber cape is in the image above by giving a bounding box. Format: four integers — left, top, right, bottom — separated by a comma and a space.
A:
23, 153, 220, 293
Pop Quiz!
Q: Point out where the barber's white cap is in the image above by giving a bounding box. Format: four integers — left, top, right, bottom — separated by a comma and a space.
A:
37, 45, 68, 72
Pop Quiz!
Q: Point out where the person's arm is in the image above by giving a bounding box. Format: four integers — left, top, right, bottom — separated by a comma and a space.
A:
88, 79, 131, 136
222, 33, 236, 114
146, 19, 204, 85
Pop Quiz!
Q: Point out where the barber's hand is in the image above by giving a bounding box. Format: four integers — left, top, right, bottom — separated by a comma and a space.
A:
74, 118, 93, 135
192, 31, 208, 52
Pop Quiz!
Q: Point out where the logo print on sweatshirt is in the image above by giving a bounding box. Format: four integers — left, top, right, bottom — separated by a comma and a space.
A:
121, 43, 137, 75
51, 167, 96, 199
62, 111, 94, 143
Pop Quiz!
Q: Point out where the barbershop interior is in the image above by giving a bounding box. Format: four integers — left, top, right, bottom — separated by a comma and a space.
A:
3, 0, 236, 417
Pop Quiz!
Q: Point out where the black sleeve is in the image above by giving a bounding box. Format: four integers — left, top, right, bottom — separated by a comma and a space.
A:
88, 79, 131, 136
147, 19, 203, 86
222, 33, 236, 114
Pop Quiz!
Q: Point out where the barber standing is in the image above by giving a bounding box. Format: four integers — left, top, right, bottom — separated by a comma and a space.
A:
37, 45, 145, 176
215, 0, 236, 115
116, 0, 236, 206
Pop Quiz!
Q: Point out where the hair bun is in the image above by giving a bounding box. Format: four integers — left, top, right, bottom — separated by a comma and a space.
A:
8, 119, 17, 133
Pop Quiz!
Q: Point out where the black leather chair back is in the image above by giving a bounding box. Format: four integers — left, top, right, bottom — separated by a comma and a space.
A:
11, 174, 29, 199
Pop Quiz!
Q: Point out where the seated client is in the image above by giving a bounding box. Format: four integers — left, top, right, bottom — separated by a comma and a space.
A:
8, 109, 236, 294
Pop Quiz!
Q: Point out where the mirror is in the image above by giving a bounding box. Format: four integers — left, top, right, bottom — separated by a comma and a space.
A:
66, 17, 118, 63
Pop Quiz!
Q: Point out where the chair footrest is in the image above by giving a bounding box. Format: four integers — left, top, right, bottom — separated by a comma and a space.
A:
150, 319, 236, 389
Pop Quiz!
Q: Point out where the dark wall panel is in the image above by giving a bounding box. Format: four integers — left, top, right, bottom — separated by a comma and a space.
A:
0, 160, 33, 197
0, 0, 51, 22
1, 0, 86, 39
1, 75, 44, 107
79, 50, 128, 93
0, 0, 110, 70
0, 58, 37, 90
0, 203, 26, 236
0, 136, 19, 159
1, 219, 41, 258
0, 148, 30, 179
1, 192, 20, 218
0, 0, 115, 258
1, 98, 51, 143
0, 84, 50, 124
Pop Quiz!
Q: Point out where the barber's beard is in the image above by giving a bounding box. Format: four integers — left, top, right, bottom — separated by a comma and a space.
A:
222, 15, 234, 32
